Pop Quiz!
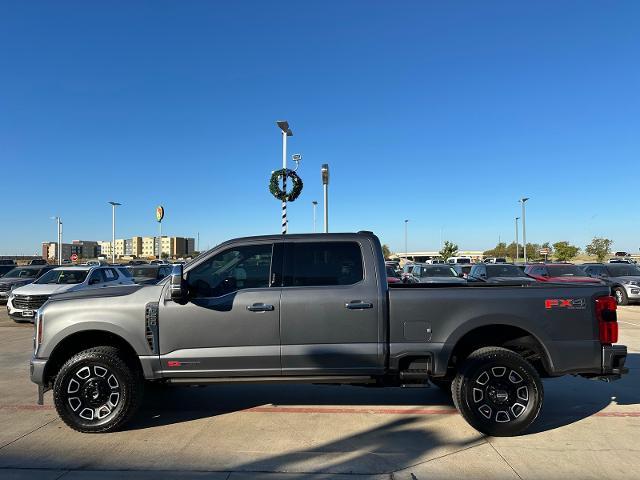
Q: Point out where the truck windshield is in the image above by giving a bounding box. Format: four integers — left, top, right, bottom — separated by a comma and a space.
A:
422, 266, 457, 277
607, 264, 640, 276
35, 270, 89, 285
4, 268, 39, 278
486, 265, 525, 278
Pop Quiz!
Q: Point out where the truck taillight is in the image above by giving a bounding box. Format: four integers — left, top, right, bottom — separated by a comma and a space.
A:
595, 296, 618, 344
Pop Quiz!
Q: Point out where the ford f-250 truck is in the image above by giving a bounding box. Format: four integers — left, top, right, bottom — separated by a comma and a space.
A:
30, 232, 628, 436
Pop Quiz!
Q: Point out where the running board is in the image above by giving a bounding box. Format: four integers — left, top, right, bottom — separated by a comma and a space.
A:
165, 375, 376, 385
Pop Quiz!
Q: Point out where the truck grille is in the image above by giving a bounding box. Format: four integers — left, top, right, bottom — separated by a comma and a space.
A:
0, 283, 12, 292
13, 295, 49, 310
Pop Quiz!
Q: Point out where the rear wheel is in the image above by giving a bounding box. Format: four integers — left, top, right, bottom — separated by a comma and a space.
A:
613, 287, 628, 306
452, 347, 543, 436
53, 346, 143, 433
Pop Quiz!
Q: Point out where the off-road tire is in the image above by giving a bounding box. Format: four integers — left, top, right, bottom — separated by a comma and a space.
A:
452, 347, 543, 436
53, 346, 144, 433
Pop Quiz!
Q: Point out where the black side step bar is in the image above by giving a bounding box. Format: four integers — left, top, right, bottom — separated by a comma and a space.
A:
165, 376, 376, 385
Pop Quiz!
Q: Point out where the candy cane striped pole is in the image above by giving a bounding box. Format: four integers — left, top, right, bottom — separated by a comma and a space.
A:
282, 129, 288, 234
282, 173, 287, 234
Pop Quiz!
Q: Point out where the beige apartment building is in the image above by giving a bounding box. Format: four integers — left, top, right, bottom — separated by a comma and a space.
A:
130, 236, 143, 257
141, 237, 155, 257
97, 241, 112, 257
114, 239, 126, 257
96, 236, 196, 259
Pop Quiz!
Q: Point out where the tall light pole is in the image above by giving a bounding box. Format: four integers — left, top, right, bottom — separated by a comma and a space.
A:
108, 201, 121, 264
312, 201, 318, 233
51, 216, 63, 265
515, 216, 520, 261
321, 164, 330, 233
404, 219, 409, 258
520, 197, 529, 262
276, 120, 293, 234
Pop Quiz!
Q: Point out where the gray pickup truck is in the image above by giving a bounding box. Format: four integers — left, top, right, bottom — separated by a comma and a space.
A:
30, 232, 627, 436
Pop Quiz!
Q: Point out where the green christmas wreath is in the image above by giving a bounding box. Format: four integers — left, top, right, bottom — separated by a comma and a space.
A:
269, 168, 303, 202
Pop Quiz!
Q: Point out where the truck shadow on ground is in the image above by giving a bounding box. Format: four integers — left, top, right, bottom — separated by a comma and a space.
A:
128, 353, 640, 436
216, 416, 485, 475
0, 416, 484, 476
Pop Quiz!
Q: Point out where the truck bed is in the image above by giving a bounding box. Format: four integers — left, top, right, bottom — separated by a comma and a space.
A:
387, 282, 611, 377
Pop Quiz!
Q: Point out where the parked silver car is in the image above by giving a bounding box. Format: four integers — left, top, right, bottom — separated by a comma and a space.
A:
580, 263, 640, 305
404, 263, 467, 284
7, 265, 134, 322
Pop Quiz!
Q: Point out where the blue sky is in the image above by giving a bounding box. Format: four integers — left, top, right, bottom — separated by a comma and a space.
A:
1, 1, 638, 255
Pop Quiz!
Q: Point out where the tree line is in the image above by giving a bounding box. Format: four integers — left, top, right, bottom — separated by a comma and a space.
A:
383, 237, 615, 262
482, 237, 613, 262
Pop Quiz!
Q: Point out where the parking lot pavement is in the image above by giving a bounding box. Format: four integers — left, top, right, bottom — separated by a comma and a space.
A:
0, 308, 638, 480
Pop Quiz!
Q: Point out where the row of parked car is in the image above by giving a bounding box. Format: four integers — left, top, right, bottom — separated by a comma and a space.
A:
386, 260, 640, 305
0, 263, 175, 322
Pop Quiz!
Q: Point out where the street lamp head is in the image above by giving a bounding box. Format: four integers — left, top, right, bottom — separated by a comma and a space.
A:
292, 153, 302, 162
520, 197, 530, 203
108, 201, 122, 207
321, 164, 330, 185
405, 219, 409, 223
276, 120, 289, 132
312, 200, 318, 206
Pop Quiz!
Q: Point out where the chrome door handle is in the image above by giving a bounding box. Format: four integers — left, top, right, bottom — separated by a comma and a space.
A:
247, 303, 275, 312
345, 300, 373, 310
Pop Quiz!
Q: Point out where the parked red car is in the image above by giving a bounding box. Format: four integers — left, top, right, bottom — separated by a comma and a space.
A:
524, 263, 602, 283
386, 265, 402, 284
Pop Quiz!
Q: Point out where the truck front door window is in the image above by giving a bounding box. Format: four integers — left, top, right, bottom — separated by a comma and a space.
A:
188, 244, 273, 297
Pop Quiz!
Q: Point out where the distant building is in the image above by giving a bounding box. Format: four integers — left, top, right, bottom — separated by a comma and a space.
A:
72, 240, 99, 258
173, 237, 197, 257
114, 239, 126, 257
42, 242, 73, 261
131, 236, 143, 257
395, 250, 484, 263
44, 235, 196, 260
97, 241, 112, 257
142, 237, 155, 257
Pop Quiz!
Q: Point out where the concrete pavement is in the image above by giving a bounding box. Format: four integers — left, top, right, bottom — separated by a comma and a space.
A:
0, 307, 639, 480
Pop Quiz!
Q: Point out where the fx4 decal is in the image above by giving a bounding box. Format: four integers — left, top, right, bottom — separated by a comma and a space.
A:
545, 298, 587, 310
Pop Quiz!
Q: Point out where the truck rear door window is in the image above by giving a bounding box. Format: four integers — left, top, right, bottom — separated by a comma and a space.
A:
284, 242, 363, 287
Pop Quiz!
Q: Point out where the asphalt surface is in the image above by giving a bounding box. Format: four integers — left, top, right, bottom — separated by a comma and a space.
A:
0, 306, 639, 480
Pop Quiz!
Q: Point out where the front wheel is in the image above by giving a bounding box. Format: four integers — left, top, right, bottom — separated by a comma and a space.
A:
613, 287, 628, 306
452, 347, 543, 436
53, 346, 143, 433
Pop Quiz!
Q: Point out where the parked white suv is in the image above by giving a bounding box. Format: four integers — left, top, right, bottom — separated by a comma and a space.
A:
446, 256, 472, 265
7, 266, 134, 322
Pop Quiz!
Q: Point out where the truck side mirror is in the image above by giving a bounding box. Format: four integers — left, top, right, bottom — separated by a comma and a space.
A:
169, 264, 187, 304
